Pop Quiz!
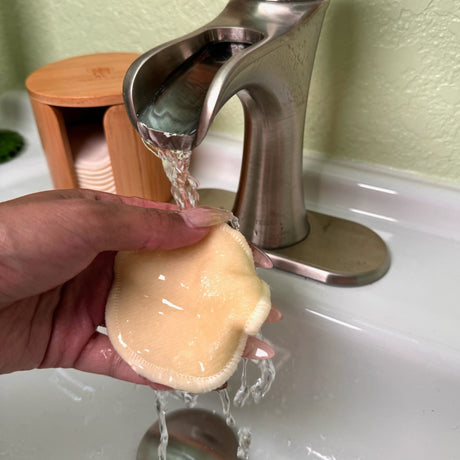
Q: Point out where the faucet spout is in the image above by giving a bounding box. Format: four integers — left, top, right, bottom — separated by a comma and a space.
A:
124, 0, 329, 248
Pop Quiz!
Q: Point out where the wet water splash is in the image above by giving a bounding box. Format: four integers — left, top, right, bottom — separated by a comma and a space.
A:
172, 390, 198, 409
250, 356, 276, 404
233, 358, 250, 408
234, 338, 276, 406
153, 391, 169, 460
150, 357, 276, 459
229, 213, 240, 231
142, 141, 199, 209
237, 426, 252, 460
217, 387, 236, 427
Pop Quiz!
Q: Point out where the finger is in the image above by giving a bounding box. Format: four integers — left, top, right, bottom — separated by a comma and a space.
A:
266, 305, 283, 322
74, 196, 232, 253
72, 332, 168, 389
243, 336, 274, 360
6, 189, 234, 252
180, 206, 234, 228
102, 193, 178, 211
248, 243, 273, 269
89, 190, 235, 229
79, 189, 180, 212
4, 189, 177, 210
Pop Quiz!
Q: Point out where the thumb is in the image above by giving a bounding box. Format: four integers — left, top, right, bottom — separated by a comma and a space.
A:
80, 195, 233, 253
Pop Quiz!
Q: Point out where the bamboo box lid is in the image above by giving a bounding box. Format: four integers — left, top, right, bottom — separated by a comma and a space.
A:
26, 52, 140, 108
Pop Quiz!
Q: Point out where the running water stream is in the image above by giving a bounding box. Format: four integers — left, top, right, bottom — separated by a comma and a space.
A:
151, 350, 276, 460
140, 140, 276, 459
142, 142, 198, 210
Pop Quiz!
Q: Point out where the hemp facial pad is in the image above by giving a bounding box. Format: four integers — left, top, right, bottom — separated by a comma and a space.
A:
105, 224, 271, 393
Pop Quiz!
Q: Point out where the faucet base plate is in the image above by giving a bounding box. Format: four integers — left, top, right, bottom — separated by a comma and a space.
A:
198, 188, 390, 286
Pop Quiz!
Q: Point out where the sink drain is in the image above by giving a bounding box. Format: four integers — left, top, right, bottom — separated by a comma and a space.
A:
137, 408, 238, 459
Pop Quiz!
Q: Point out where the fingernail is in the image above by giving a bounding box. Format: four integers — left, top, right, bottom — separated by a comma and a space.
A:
243, 337, 275, 360
180, 206, 234, 228
249, 243, 274, 269
266, 305, 283, 322
215, 382, 228, 391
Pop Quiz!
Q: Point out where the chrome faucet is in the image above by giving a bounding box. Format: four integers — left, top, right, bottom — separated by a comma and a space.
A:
123, 0, 391, 286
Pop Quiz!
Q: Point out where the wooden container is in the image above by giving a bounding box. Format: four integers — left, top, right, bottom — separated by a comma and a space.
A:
26, 52, 171, 201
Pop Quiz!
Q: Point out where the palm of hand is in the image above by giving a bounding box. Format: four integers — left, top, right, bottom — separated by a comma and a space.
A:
0, 189, 279, 389
0, 252, 118, 376
0, 190, 199, 386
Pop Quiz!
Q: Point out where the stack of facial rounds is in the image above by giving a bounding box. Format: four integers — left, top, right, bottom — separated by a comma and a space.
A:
71, 124, 116, 193
105, 223, 272, 393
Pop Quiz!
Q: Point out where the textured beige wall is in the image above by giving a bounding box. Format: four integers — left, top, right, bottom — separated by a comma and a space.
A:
307, 0, 460, 185
1, 0, 459, 184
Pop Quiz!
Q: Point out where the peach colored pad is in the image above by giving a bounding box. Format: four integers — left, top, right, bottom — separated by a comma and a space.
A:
105, 224, 271, 393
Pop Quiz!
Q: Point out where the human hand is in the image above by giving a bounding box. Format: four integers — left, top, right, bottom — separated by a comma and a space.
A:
0, 189, 279, 389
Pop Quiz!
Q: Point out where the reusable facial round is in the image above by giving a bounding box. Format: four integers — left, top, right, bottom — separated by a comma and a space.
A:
105, 224, 271, 393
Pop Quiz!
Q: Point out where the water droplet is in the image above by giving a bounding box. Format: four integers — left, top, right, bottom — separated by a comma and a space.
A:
217, 388, 236, 427
233, 358, 250, 407
237, 426, 252, 459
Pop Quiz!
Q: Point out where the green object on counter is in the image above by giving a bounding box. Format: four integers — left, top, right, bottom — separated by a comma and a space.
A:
0, 130, 24, 163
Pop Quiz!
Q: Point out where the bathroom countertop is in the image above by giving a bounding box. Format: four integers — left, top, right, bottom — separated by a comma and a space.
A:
0, 91, 53, 199
2, 90, 460, 460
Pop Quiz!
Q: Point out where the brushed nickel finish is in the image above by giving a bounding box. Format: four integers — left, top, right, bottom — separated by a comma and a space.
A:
124, 0, 329, 249
198, 189, 390, 286
123, 0, 391, 285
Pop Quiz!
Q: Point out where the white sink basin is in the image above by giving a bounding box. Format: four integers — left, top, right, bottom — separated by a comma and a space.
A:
1, 91, 460, 459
